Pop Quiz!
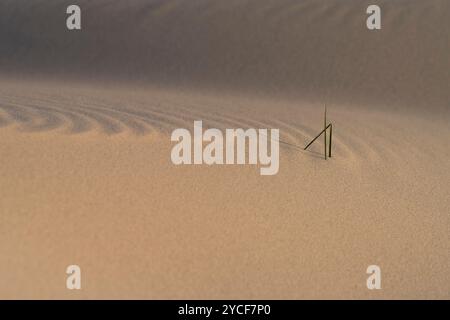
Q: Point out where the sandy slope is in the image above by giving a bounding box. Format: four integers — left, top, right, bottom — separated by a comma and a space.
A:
0, 81, 448, 299
0, 0, 449, 299
1, 0, 448, 110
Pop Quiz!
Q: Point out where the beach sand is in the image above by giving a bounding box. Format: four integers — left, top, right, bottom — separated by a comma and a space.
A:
0, 0, 449, 299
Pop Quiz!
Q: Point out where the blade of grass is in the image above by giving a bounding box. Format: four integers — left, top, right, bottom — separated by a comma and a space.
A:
324, 105, 327, 160
329, 123, 332, 157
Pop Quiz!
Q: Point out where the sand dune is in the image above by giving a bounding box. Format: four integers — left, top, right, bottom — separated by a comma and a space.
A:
1, 80, 448, 299
0, 0, 449, 299
1, 0, 449, 110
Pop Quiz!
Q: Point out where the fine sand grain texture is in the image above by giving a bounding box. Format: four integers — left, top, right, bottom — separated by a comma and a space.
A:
0, 0, 449, 299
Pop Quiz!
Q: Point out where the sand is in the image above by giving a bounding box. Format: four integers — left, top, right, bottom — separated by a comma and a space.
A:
0, 0, 449, 299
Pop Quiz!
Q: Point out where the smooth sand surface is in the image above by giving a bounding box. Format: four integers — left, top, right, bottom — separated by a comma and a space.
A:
0, 0, 449, 299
